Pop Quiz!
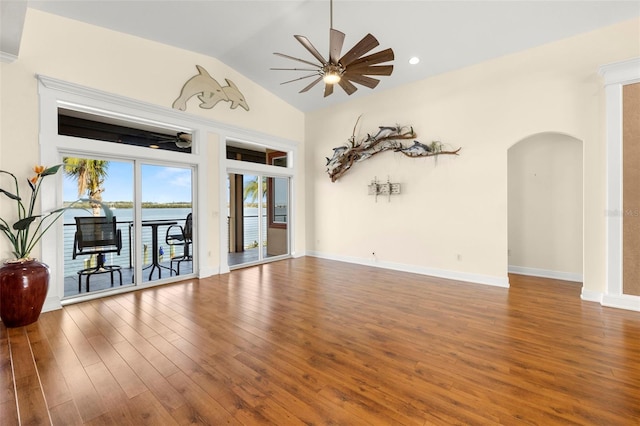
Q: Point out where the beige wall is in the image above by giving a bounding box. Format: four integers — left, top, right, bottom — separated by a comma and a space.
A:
0, 9, 305, 269
306, 18, 640, 292
2, 9, 639, 299
508, 133, 583, 279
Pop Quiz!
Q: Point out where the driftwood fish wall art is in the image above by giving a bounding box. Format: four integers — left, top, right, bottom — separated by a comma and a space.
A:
172, 65, 250, 112
326, 117, 461, 182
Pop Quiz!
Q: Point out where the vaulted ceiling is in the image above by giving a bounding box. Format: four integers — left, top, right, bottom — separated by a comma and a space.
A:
4, 1, 640, 112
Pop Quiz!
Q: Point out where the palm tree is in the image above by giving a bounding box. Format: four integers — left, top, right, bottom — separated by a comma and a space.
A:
243, 176, 266, 206
63, 158, 109, 216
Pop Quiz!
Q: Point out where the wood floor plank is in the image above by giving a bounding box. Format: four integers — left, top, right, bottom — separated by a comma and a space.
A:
3, 258, 640, 425
0, 325, 19, 425
111, 338, 185, 411
38, 311, 107, 423
6, 327, 51, 425
25, 321, 73, 409
86, 334, 147, 399
83, 361, 136, 425
165, 371, 240, 425
48, 399, 83, 425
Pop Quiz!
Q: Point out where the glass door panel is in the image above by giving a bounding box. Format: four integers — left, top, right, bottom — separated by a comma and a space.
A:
63, 158, 134, 297
228, 172, 289, 267
62, 159, 194, 299
141, 164, 193, 282
266, 176, 289, 259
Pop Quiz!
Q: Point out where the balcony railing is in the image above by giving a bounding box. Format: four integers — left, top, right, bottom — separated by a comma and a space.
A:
62, 217, 188, 277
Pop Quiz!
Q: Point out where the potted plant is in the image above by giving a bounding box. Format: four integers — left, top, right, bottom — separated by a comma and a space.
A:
0, 165, 108, 327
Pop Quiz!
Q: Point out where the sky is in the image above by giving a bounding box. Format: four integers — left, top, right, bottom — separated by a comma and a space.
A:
63, 161, 193, 203
62, 159, 288, 205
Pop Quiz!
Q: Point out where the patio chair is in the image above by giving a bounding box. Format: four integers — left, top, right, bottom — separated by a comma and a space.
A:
72, 216, 123, 292
165, 213, 193, 275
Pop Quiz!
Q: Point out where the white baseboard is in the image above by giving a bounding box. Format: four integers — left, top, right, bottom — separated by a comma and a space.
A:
307, 251, 509, 288
508, 265, 583, 282
292, 250, 306, 259
580, 289, 602, 303
602, 294, 640, 311
42, 296, 62, 312
199, 266, 220, 278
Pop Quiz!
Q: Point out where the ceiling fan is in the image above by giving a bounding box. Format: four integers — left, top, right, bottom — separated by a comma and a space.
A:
272, 0, 394, 98
152, 132, 192, 149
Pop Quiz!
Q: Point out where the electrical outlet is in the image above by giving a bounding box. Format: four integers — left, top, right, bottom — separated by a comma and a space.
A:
457, 254, 462, 261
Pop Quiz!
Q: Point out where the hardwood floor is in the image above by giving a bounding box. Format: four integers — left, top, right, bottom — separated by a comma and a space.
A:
1, 257, 639, 425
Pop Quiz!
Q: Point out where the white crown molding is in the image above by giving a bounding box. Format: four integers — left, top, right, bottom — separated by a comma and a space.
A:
0, 0, 26, 63
599, 57, 640, 86
308, 251, 510, 288
36, 75, 299, 149
0, 51, 18, 63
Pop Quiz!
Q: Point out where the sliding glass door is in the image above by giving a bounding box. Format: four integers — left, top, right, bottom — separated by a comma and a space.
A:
62, 157, 194, 298
140, 163, 193, 281
227, 172, 289, 267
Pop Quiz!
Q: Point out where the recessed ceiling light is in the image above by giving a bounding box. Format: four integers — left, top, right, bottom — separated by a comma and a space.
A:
409, 57, 420, 65
149, 144, 160, 149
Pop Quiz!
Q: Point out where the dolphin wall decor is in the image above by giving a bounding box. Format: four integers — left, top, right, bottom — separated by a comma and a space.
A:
172, 65, 250, 112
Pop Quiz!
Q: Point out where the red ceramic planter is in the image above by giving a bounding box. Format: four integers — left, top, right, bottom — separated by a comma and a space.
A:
0, 259, 49, 328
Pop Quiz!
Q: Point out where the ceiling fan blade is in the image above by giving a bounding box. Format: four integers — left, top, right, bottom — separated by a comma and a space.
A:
346, 65, 394, 76
274, 52, 321, 68
270, 67, 320, 72
299, 76, 323, 93
347, 48, 395, 68
339, 33, 379, 67
338, 78, 358, 96
329, 29, 345, 64
294, 35, 327, 65
324, 83, 334, 98
342, 73, 380, 89
280, 73, 322, 85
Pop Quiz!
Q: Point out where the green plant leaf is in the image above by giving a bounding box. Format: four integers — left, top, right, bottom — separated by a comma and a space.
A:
13, 216, 38, 230
0, 188, 20, 201
41, 164, 62, 177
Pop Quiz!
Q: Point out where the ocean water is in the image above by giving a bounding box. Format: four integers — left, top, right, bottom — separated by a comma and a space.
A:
62, 207, 268, 276
63, 208, 192, 277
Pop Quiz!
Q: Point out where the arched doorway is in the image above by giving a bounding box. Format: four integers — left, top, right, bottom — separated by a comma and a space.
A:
507, 132, 583, 282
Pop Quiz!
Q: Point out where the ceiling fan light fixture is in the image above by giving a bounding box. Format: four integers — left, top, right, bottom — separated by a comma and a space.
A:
273, 0, 393, 97
322, 64, 343, 84
323, 70, 341, 84
175, 132, 192, 149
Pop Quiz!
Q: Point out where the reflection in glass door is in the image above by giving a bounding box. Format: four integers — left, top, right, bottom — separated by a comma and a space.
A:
63, 157, 134, 298
62, 158, 194, 298
228, 173, 289, 267
141, 164, 193, 282
266, 176, 288, 259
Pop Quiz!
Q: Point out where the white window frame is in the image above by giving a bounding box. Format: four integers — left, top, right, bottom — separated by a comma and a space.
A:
37, 75, 298, 310
599, 57, 640, 311
219, 137, 297, 273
